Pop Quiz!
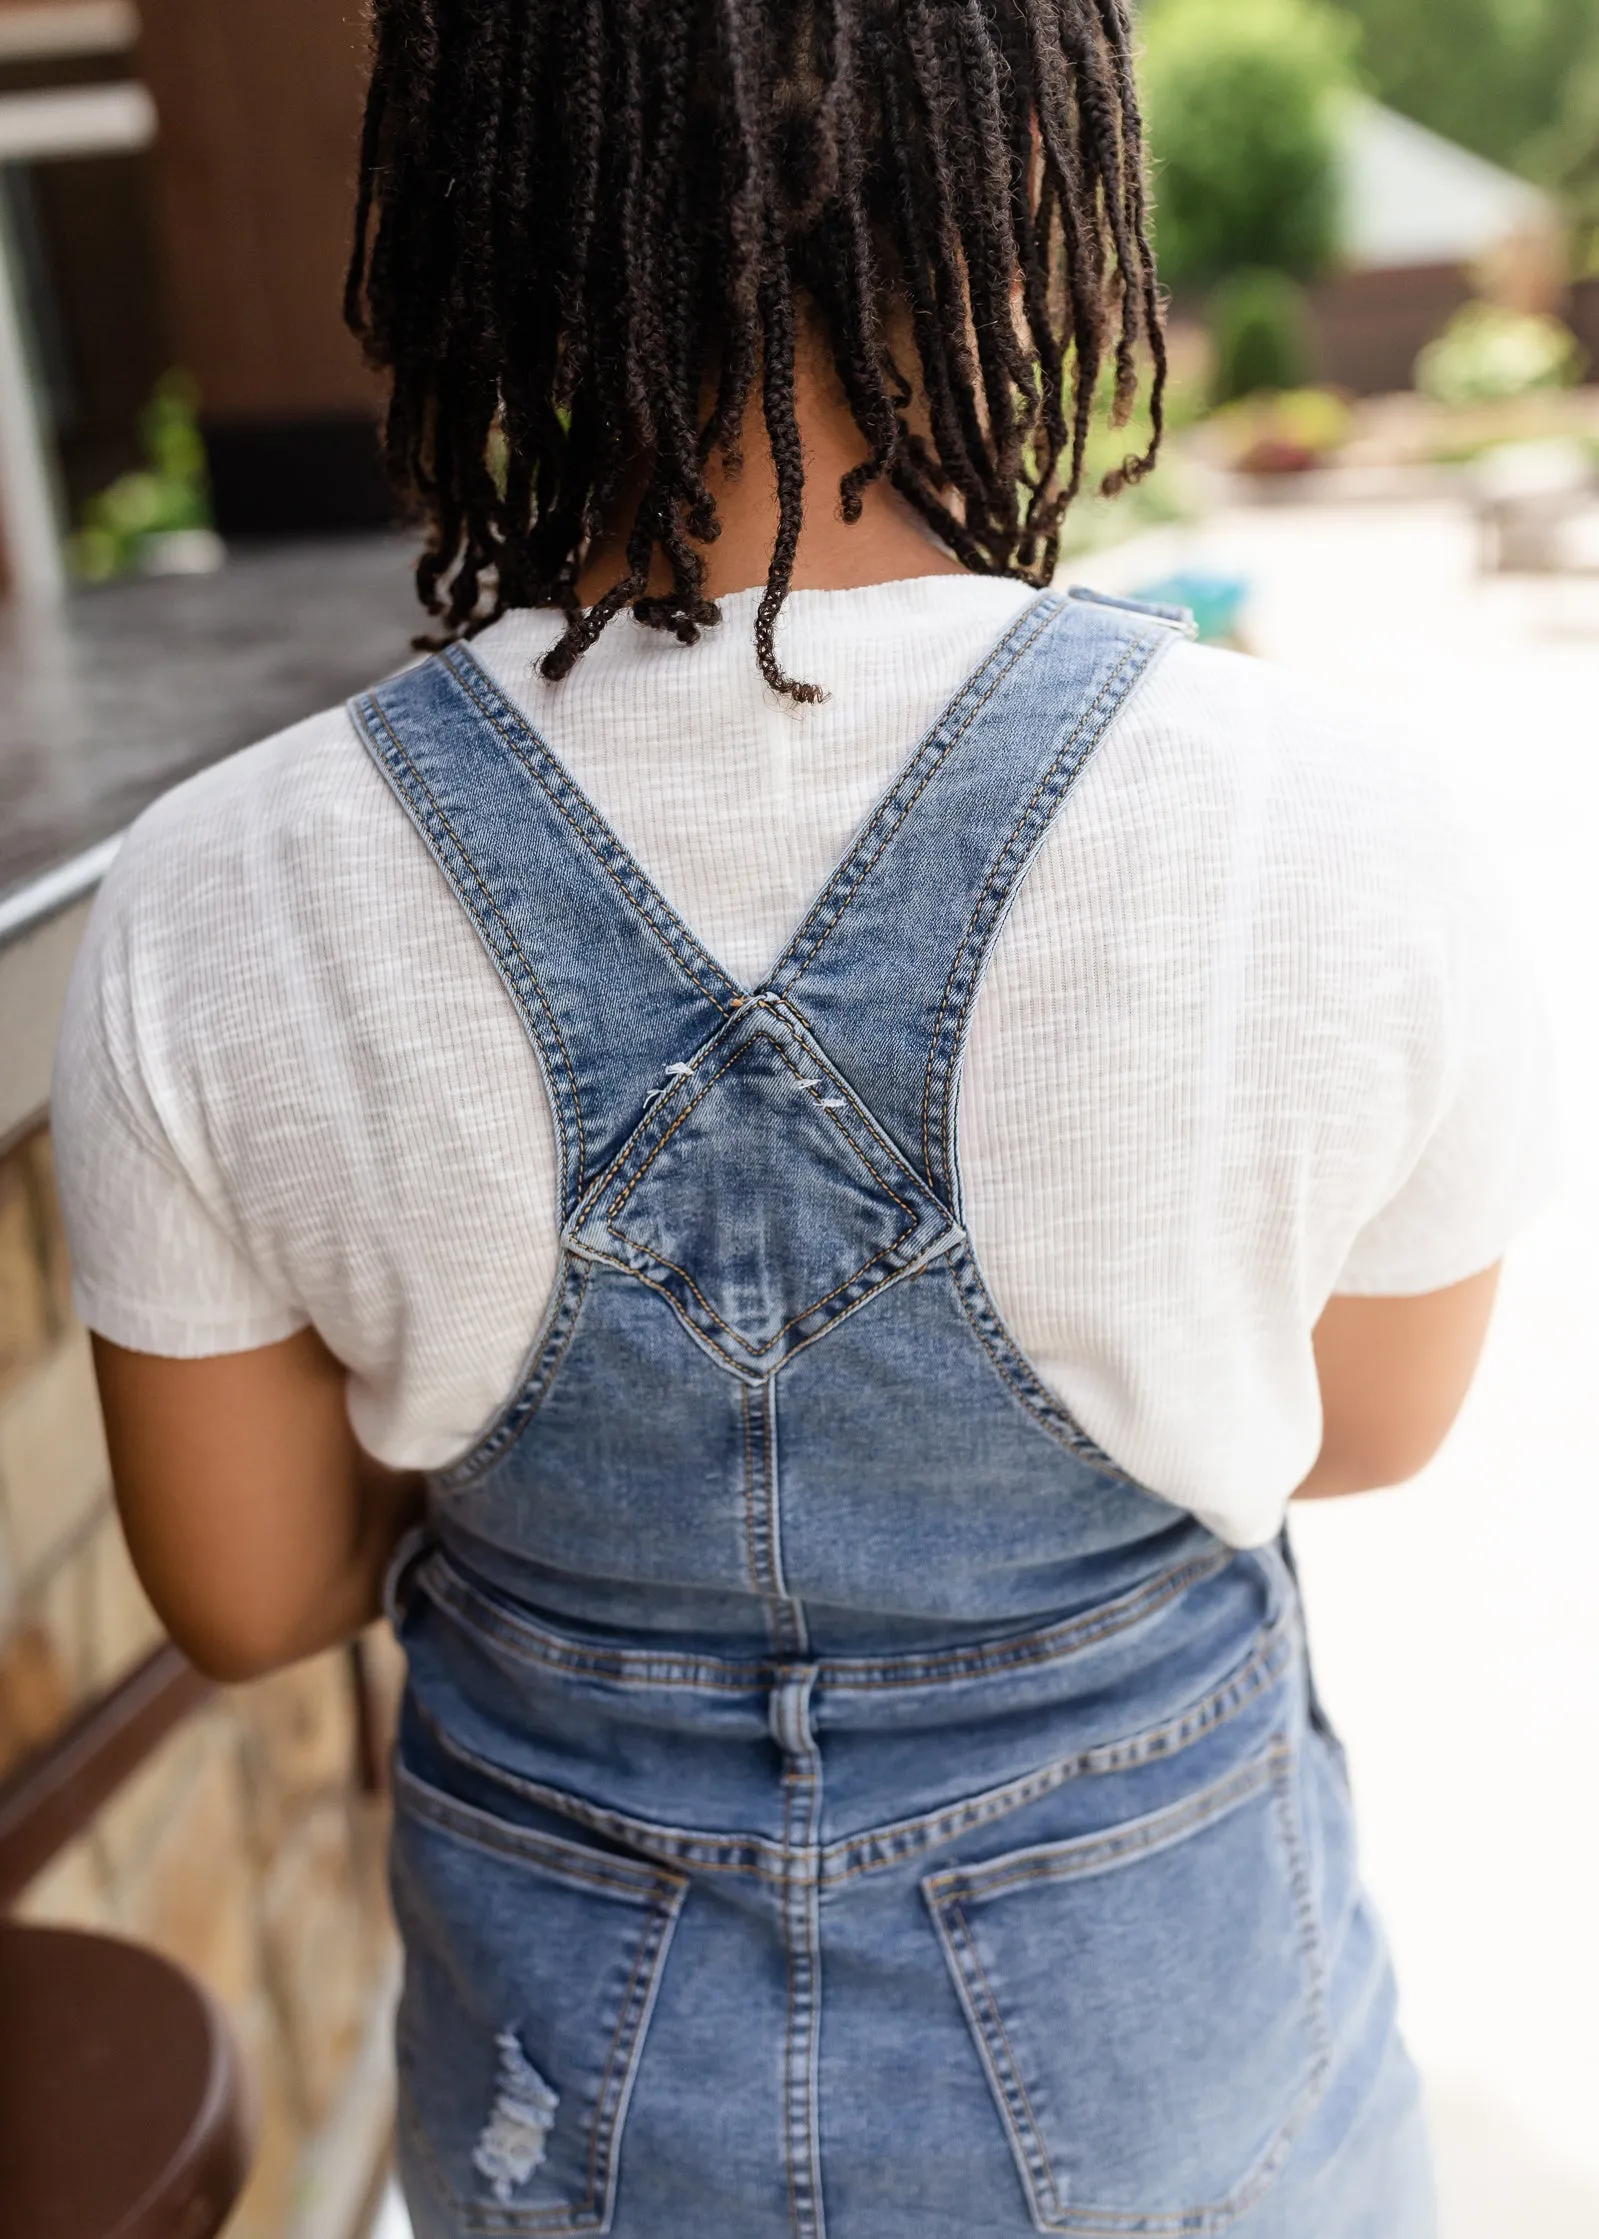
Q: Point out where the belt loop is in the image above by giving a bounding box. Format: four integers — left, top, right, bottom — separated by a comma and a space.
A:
1277, 1523, 1348, 1779
768, 1665, 819, 1759
383, 1521, 433, 1629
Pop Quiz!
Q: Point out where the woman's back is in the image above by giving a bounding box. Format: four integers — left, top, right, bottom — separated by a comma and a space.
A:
57, 577, 1544, 1551
52, 0, 1554, 2226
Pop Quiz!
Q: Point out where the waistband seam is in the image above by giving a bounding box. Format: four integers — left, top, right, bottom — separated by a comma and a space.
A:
403, 1608, 1298, 1893
414, 1544, 1237, 1695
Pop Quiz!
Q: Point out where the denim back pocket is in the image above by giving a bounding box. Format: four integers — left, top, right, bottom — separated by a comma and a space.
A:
392, 1764, 687, 2235
922, 1740, 1329, 2237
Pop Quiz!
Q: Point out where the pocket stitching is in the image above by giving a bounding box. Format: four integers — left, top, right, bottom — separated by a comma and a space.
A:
581, 1899, 678, 2230
925, 1746, 1280, 1909
405, 1610, 1294, 1906
937, 1897, 1064, 2227
923, 1738, 1327, 2237
396, 1762, 689, 1905
394, 1774, 688, 2235
403, 1610, 1296, 1897
398, 1892, 680, 2237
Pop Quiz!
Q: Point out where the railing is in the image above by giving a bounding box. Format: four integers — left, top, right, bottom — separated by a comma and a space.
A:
0, 1640, 211, 1908
0, 1634, 390, 2236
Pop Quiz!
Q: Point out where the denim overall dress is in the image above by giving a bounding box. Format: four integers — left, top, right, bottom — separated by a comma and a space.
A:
353, 589, 1436, 2239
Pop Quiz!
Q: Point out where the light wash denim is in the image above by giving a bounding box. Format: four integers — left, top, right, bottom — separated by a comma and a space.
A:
353, 590, 1435, 2239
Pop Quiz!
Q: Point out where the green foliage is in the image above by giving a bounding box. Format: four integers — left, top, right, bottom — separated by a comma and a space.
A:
71, 372, 214, 583
1141, 0, 1358, 294
1208, 386, 1354, 471
1208, 270, 1312, 403
1338, 0, 1599, 179
1058, 364, 1205, 558
1415, 303, 1586, 404
1542, 42, 1599, 262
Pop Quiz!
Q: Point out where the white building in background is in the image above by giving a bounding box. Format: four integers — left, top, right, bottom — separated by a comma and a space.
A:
1307, 98, 1566, 394
1341, 98, 1557, 279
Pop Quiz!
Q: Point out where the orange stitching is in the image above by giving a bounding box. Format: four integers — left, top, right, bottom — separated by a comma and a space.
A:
818, 1553, 1229, 1687
583, 1911, 664, 2210
931, 1748, 1313, 2236
361, 691, 588, 1194
949, 1250, 1135, 1481
406, 1615, 1293, 1900
778, 1696, 823, 2239
741, 1384, 763, 1600
820, 1629, 1287, 1891
773, 597, 1060, 988
761, 1383, 785, 1611
920, 630, 1156, 1180
930, 1745, 1282, 1904
563, 1001, 755, 1222
396, 1787, 680, 2233
441, 1256, 590, 1487
444, 649, 739, 1018
608, 1032, 915, 1226
568, 1251, 765, 1379
782, 1864, 805, 2239
399, 1781, 686, 1903
411, 1698, 787, 1881
780, 1752, 806, 2239
943, 1905, 1060, 2218
796, 1813, 826, 2232
600, 1031, 928, 1355
618, 1206, 913, 1354
420, 1544, 1229, 1694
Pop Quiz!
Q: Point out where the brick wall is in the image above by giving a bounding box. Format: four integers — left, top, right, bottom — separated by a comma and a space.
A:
1306, 263, 1475, 399
0, 1119, 402, 2239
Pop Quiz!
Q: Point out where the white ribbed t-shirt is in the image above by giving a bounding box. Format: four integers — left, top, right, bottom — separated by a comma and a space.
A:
52, 576, 1554, 1547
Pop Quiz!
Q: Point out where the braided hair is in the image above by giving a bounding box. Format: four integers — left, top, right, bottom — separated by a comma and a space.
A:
345, 0, 1165, 699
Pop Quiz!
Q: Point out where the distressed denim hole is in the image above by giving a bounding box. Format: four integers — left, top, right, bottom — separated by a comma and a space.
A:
473, 2028, 560, 2204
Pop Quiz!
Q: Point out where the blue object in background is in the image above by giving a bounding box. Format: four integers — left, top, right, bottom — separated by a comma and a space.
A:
1135, 570, 1251, 646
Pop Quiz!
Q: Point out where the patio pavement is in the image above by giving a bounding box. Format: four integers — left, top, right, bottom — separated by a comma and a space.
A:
1082, 495, 1599, 2234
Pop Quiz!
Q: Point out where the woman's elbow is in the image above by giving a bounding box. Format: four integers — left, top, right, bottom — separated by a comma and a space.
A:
1295, 1430, 1444, 1502
158, 1600, 316, 1685
1300, 1269, 1503, 1502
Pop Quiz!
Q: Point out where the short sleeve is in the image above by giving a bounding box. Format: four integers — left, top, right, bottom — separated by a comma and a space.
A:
1335, 833, 1559, 1298
51, 839, 310, 1359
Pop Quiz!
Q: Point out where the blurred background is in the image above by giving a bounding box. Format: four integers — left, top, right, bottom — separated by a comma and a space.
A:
0, 3, 1594, 2236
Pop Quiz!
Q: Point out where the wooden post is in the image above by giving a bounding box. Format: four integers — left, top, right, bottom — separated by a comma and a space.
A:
131, 0, 387, 531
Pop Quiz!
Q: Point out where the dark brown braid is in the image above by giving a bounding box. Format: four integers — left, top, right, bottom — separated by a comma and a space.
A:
345, 0, 1165, 700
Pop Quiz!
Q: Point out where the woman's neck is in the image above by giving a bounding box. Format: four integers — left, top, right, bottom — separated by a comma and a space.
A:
576, 343, 969, 608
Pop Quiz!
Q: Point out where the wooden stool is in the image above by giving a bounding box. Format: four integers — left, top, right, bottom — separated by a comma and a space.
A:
0, 1921, 253, 2239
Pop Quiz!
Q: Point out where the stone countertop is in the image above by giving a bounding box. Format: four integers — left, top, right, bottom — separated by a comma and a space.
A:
1, 534, 422, 933
0, 535, 422, 1139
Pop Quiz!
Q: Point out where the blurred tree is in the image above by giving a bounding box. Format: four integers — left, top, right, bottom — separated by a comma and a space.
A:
1549, 58, 1599, 270
1338, 0, 1599, 178
1208, 270, 1312, 402
1141, 0, 1358, 295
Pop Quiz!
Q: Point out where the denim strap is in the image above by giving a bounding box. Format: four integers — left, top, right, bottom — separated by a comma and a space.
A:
765, 589, 1180, 1196
352, 647, 740, 1220
352, 588, 1181, 1220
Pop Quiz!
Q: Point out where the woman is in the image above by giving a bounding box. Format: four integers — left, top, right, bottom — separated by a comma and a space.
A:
55, 3, 1550, 2234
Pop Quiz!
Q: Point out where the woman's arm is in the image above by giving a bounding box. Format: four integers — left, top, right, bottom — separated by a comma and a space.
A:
92, 1327, 424, 1682
90, 1260, 1502, 1680
1296, 1262, 1502, 1501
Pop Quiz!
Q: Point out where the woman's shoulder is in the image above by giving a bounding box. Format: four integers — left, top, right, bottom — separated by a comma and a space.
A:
1099, 636, 1467, 899
83, 693, 446, 1009
108, 699, 404, 907
1136, 635, 1432, 772
64, 693, 462, 1103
